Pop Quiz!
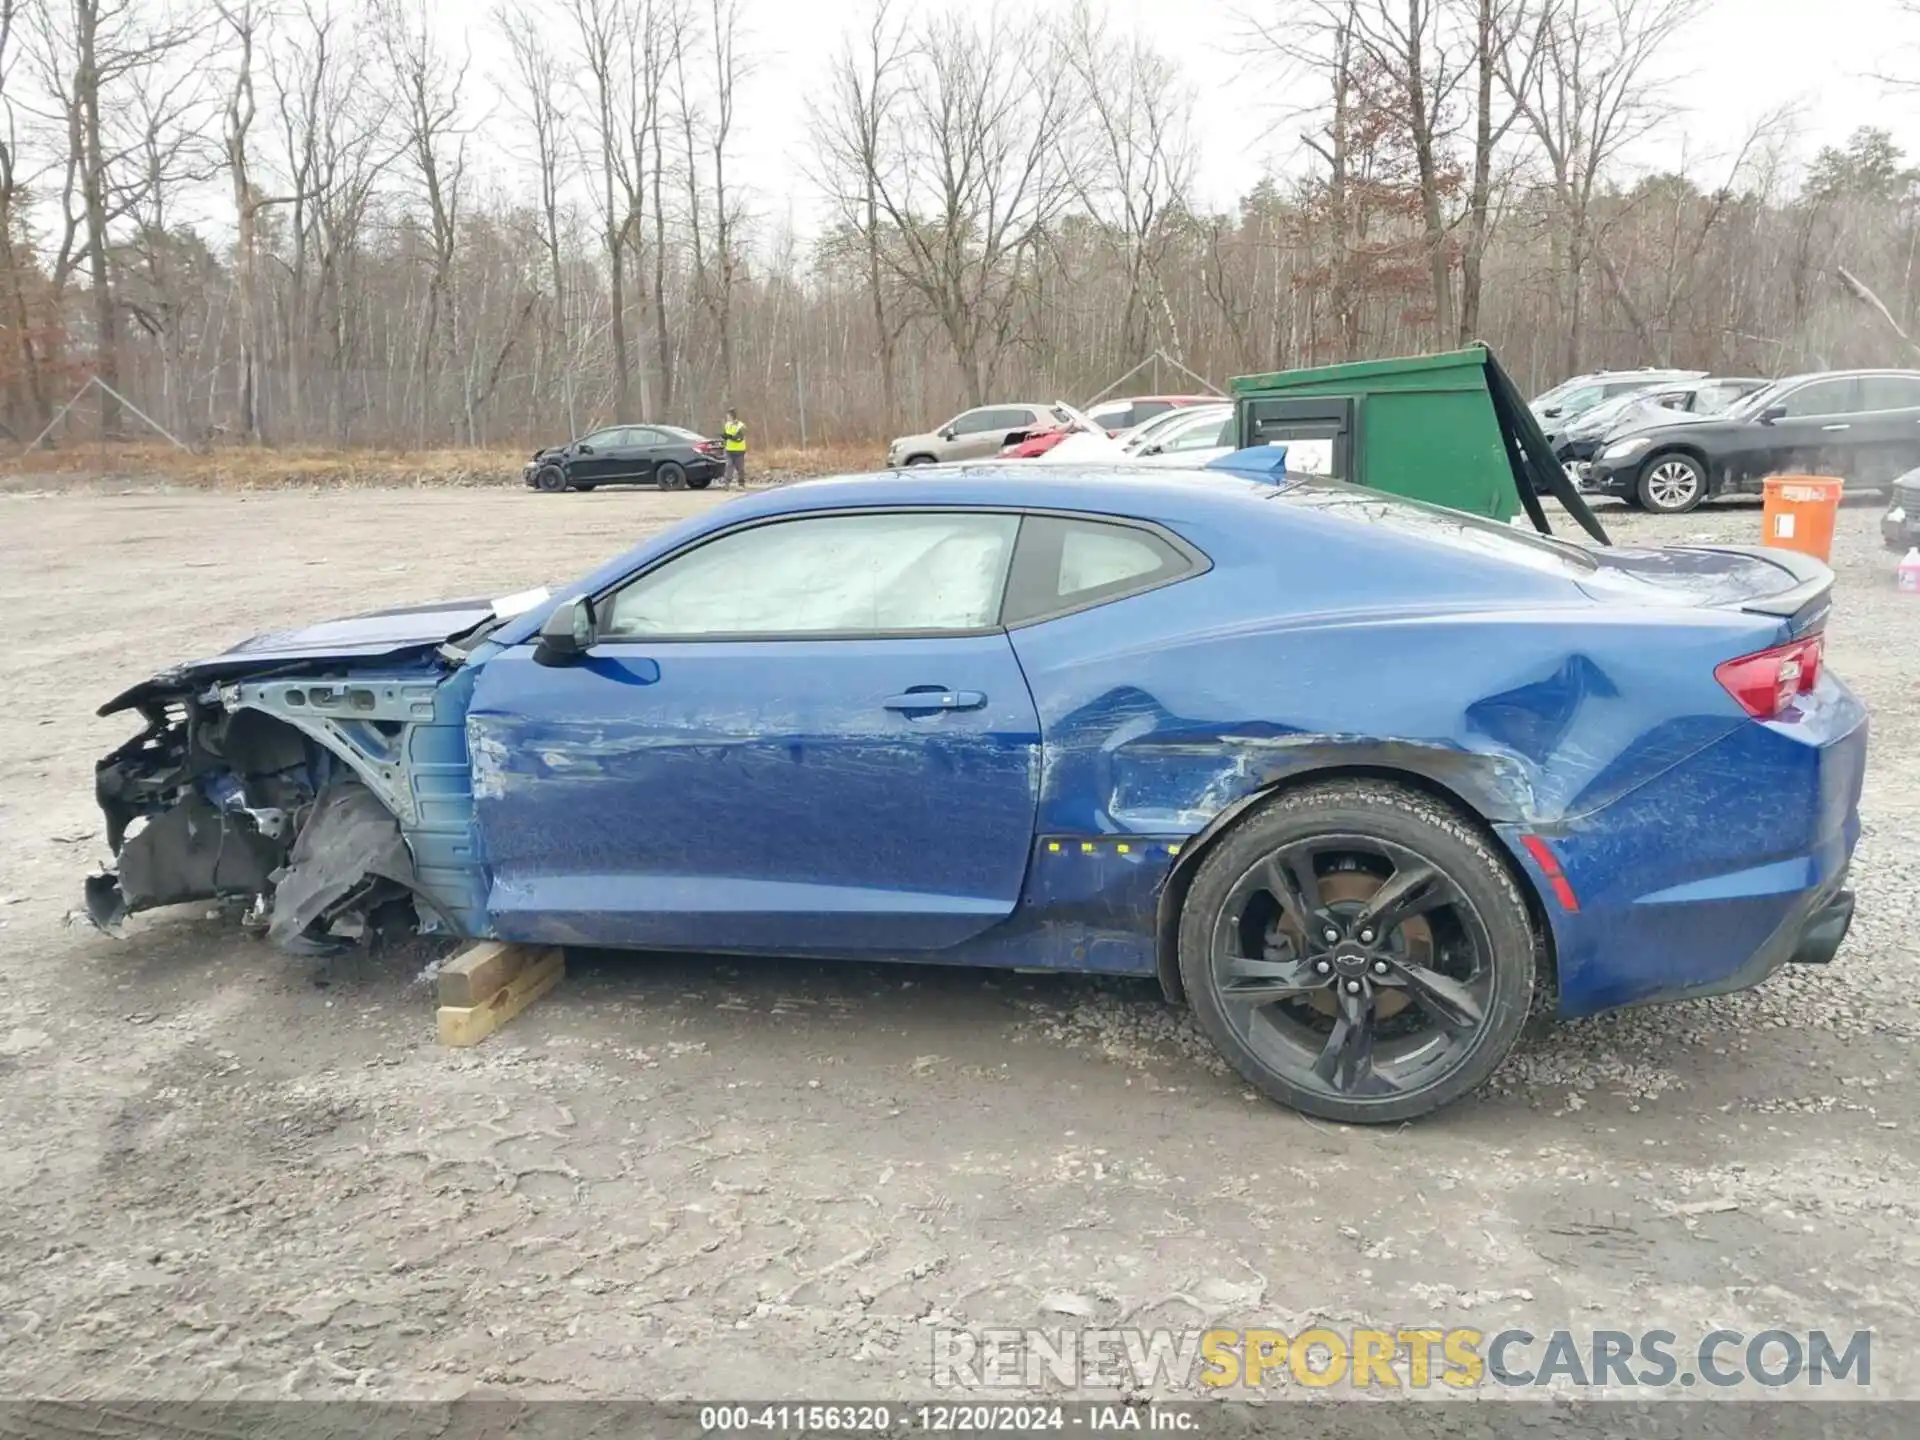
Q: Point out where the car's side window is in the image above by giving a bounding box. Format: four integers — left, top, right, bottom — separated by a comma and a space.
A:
1778, 378, 1861, 417
950, 409, 998, 436
1856, 376, 1920, 412
600, 511, 1021, 640
629, 426, 667, 445
1164, 416, 1229, 451
1001, 515, 1203, 626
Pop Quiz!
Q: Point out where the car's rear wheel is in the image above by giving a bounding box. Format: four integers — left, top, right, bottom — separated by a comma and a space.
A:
1177, 780, 1536, 1124
657, 461, 688, 490
534, 463, 567, 492
1637, 454, 1707, 513
903, 454, 935, 466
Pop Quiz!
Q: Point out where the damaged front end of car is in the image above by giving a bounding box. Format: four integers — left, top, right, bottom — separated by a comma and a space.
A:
84, 593, 537, 955
87, 681, 438, 955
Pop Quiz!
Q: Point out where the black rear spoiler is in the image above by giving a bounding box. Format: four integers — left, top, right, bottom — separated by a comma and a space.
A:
1478, 346, 1613, 547
1684, 543, 1835, 631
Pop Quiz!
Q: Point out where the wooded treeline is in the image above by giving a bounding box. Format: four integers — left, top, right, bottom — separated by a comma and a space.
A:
0, 0, 1915, 449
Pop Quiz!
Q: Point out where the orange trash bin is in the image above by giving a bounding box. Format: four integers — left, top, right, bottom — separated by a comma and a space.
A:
1761, 476, 1844, 562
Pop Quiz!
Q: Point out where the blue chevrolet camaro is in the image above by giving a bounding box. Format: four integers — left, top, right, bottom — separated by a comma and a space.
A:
86, 466, 1866, 1121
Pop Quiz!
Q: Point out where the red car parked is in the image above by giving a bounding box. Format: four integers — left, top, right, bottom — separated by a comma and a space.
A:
1000, 395, 1220, 459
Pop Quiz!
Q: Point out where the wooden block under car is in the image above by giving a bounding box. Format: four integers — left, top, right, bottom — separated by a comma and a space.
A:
435, 942, 565, 1047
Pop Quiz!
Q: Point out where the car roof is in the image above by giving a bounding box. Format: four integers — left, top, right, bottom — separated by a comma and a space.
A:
747, 463, 1277, 524
1769, 368, 1920, 385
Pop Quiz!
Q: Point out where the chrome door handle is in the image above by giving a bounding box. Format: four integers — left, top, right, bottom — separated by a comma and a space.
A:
883, 690, 987, 712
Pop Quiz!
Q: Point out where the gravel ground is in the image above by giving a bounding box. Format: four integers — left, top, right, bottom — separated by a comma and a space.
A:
0, 481, 1917, 1406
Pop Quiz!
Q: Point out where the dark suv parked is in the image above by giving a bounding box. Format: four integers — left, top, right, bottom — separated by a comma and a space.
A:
1582, 369, 1920, 513
524, 424, 725, 493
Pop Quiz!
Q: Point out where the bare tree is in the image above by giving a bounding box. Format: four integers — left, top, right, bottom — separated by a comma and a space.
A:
867, 4, 1078, 404
28, 0, 195, 435
641, 0, 681, 411
1059, 0, 1196, 360
119, 53, 215, 438
373, 0, 468, 442
1503, 0, 1707, 372
270, 0, 392, 441
218, 0, 322, 441
704, 0, 745, 397
562, 0, 637, 417
1451, 0, 1539, 343
806, 0, 909, 429
498, 3, 574, 430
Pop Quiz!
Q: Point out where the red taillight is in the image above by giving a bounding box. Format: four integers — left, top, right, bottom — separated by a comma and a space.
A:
1714, 634, 1824, 721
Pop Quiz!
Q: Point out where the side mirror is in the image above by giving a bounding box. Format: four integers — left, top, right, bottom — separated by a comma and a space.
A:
577, 443, 594, 454
939, 427, 957, 441
533, 595, 597, 667
1540, 406, 1562, 419
1760, 405, 1787, 424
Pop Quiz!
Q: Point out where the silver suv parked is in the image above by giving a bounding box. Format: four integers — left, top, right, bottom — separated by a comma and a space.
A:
887, 404, 1064, 466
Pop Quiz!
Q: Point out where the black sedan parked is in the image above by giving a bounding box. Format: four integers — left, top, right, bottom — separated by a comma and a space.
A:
524, 424, 725, 493
1583, 369, 1920, 513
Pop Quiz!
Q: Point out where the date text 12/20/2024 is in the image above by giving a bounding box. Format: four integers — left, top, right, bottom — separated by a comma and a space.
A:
699, 1406, 1187, 1433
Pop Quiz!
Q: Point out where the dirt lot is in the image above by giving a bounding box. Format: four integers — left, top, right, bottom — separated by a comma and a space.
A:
2, 478, 1918, 1405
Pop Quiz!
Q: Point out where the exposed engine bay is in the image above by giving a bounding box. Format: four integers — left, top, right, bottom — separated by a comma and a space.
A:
86, 686, 436, 955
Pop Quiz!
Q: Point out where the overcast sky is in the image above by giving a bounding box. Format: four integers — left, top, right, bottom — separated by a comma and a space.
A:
514, 0, 1920, 242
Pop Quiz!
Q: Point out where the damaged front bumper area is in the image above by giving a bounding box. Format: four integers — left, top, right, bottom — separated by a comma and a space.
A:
87, 685, 434, 955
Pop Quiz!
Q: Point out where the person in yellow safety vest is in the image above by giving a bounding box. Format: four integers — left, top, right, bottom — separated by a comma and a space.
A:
721, 408, 747, 488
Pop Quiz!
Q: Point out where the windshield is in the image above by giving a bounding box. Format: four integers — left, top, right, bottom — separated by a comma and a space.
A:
1124, 405, 1229, 453
1723, 382, 1786, 418
1125, 407, 1202, 444
1532, 383, 1610, 418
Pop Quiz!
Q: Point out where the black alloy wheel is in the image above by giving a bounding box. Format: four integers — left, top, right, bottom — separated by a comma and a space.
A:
535, 463, 567, 492
1179, 781, 1536, 1124
657, 460, 688, 490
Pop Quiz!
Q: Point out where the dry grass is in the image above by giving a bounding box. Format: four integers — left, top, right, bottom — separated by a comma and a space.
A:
0, 438, 886, 491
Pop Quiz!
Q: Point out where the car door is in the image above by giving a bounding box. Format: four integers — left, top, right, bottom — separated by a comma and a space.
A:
1765, 377, 1865, 480
1851, 375, 1920, 485
624, 425, 671, 483
938, 408, 1009, 461
466, 509, 1042, 954
572, 428, 624, 483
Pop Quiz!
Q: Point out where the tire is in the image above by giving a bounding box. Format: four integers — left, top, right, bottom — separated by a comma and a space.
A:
657, 461, 688, 491
534, 463, 568, 493
1177, 780, 1536, 1125
1636, 453, 1707, 514
903, 454, 935, 466
688, 473, 713, 491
